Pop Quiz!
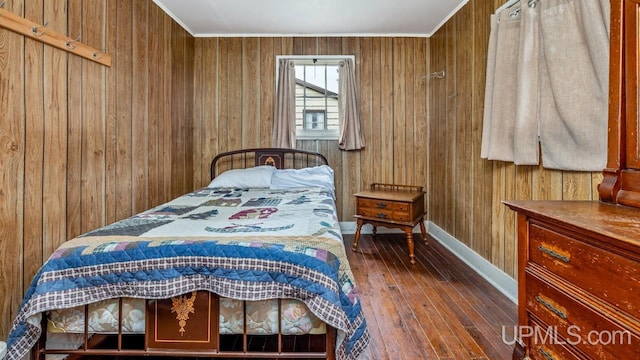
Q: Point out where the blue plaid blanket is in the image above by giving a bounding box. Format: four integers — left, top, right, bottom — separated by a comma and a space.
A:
5, 187, 369, 360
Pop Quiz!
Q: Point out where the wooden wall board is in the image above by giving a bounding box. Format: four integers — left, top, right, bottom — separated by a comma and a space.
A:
23, 0, 45, 290
115, 0, 133, 221
147, 3, 163, 205
132, 0, 149, 214
105, 0, 117, 225
66, 0, 82, 241
0, 0, 26, 338
43, 0, 68, 256
259, 37, 274, 149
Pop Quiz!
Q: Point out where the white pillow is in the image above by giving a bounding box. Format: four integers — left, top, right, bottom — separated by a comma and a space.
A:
207, 165, 275, 188
270, 165, 335, 195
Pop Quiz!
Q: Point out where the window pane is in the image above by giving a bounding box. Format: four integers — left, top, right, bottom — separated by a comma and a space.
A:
304, 111, 326, 130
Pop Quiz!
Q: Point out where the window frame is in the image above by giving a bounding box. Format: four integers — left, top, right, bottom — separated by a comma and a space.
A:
276, 55, 355, 140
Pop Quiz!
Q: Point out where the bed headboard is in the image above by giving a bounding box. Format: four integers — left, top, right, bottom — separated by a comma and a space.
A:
210, 148, 329, 180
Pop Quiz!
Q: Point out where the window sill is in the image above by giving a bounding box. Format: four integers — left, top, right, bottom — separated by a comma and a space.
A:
296, 134, 339, 141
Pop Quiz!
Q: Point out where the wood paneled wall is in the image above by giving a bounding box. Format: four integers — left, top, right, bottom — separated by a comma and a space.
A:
428, 0, 604, 278
0, 0, 194, 339
193, 37, 429, 221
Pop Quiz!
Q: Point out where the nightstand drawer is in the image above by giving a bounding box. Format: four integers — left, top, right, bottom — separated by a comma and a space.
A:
370, 209, 394, 220
358, 198, 397, 210
356, 198, 373, 209
393, 212, 410, 221
528, 222, 640, 320
526, 273, 640, 360
358, 198, 409, 210
358, 208, 409, 221
393, 202, 409, 211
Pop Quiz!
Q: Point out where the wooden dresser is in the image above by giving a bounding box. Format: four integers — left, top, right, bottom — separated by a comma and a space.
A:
505, 201, 640, 360
352, 183, 426, 264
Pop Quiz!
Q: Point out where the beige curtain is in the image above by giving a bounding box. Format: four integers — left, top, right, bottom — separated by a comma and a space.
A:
481, 8, 522, 162
273, 59, 296, 149
481, 0, 610, 171
537, 0, 610, 171
338, 59, 365, 151
513, 1, 540, 165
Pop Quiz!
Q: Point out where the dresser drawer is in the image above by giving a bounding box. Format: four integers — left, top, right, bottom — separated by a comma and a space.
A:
526, 273, 640, 360
528, 222, 640, 320
527, 317, 587, 360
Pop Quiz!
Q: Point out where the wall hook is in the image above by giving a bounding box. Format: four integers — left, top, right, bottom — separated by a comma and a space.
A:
31, 21, 48, 36
65, 36, 80, 49
427, 70, 446, 79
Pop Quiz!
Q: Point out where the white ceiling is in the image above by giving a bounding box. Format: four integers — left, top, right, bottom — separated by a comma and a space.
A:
152, 0, 469, 37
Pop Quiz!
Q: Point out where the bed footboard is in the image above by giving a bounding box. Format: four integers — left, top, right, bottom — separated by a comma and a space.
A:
33, 292, 336, 359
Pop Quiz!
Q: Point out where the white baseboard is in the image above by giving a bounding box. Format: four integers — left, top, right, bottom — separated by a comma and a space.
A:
339, 221, 517, 304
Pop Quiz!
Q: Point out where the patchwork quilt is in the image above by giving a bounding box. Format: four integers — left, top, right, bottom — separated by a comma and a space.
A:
5, 186, 369, 360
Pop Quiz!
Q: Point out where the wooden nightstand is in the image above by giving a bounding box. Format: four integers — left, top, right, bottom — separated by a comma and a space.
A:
353, 183, 427, 264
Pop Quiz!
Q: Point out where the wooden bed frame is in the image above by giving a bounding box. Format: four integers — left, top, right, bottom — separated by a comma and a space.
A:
32, 148, 336, 360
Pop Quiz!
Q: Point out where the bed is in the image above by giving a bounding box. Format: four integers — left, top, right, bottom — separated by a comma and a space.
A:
5, 148, 370, 360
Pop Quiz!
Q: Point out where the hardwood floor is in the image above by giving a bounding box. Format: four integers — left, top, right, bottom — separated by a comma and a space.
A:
345, 232, 517, 360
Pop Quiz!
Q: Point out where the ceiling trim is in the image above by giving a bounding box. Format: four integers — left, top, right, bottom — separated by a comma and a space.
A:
151, 0, 196, 36
428, 0, 469, 37
191, 33, 431, 38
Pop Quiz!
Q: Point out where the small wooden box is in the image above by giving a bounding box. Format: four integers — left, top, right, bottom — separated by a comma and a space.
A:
146, 291, 219, 351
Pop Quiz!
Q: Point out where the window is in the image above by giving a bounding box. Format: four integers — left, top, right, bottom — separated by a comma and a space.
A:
277, 56, 353, 140
304, 110, 326, 130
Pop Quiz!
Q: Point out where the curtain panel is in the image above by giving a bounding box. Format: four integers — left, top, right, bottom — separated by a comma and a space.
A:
481, 0, 610, 171
338, 59, 365, 151
273, 59, 297, 149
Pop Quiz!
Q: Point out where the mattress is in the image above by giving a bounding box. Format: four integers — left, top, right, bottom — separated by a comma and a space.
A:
47, 297, 326, 335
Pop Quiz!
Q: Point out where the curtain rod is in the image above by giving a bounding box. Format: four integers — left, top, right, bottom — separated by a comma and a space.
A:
496, 0, 520, 14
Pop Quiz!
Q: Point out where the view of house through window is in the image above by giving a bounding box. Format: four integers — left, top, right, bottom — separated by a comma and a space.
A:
277, 56, 356, 140
278, 56, 353, 140
295, 61, 339, 138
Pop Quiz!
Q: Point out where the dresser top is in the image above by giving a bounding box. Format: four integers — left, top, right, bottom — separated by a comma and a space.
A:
504, 200, 640, 249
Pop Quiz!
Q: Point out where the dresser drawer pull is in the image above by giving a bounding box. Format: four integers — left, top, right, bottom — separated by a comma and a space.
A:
376, 213, 387, 219
538, 245, 570, 263
376, 202, 387, 209
536, 296, 567, 319
538, 347, 555, 360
